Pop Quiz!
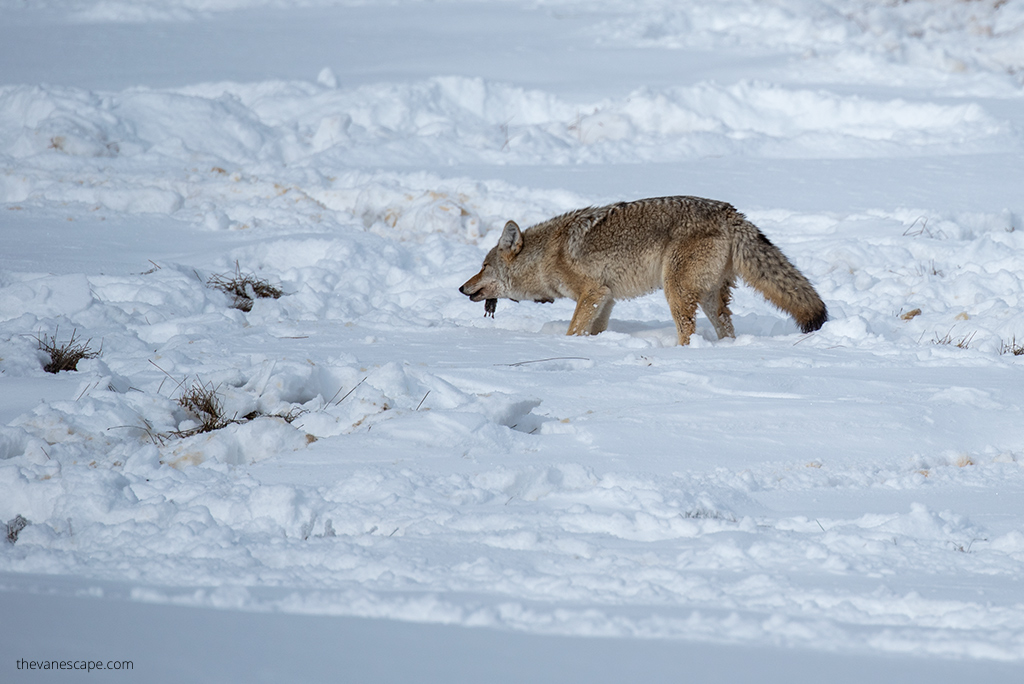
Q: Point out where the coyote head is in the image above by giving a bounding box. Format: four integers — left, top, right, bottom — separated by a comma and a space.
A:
460, 221, 555, 318
459, 220, 525, 305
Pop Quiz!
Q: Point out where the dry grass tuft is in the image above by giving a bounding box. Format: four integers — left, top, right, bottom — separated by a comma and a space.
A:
6, 514, 29, 544
1000, 336, 1024, 356
680, 508, 735, 522
932, 329, 976, 350
207, 262, 282, 312
172, 377, 308, 439
150, 361, 309, 442
37, 328, 99, 373
175, 380, 236, 437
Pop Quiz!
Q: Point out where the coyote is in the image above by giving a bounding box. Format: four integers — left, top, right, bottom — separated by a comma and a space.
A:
459, 196, 827, 345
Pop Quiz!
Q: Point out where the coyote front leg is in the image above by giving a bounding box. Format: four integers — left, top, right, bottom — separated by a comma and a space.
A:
567, 285, 613, 336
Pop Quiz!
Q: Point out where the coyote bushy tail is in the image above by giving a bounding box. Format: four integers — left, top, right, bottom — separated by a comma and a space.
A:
731, 218, 828, 334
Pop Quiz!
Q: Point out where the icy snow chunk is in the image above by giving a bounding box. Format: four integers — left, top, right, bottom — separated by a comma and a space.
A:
121, 444, 163, 476
205, 212, 232, 231
823, 315, 870, 341
989, 531, 1024, 554
58, 186, 183, 215
928, 387, 1000, 411
472, 393, 542, 429
860, 503, 977, 542
0, 85, 144, 158
573, 110, 634, 144
311, 115, 351, 152
0, 427, 30, 460
75, 358, 133, 394
162, 417, 309, 467
0, 464, 51, 521
369, 410, 491, 445
246, 484, 305, 528
0, 273, 94, 322
359, 189, 484, 241
11, 392, 151, 450
317, 67, 339, 89
364, 362, 416, 403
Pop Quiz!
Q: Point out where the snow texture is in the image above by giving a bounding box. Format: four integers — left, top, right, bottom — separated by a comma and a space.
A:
2, 0, 1024, 679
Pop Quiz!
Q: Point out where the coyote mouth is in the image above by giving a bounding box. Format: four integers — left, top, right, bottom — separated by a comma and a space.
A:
460, 282, 488, 302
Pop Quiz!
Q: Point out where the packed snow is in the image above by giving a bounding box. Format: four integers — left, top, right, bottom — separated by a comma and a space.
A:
2, 0, 1024, 680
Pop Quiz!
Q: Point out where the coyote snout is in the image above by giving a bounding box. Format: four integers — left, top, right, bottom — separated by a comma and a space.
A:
459, 196, 827, 345
458, 273, 490, 302
459, 262, 501, 317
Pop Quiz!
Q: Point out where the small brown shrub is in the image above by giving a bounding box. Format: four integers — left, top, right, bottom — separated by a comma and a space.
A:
175, 380, 235, 437
206, 262, 282, 312
1000, 336, 1024, 356
37, 328, 99, 373
5, 514, 29, 544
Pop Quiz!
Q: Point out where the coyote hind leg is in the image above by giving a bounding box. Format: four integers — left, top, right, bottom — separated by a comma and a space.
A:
664, 285, 700, 345
663, 239, 729, 346
701, 278, 735, 340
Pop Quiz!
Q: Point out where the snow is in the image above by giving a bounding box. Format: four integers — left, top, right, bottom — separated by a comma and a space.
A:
2, 0, 1024, 680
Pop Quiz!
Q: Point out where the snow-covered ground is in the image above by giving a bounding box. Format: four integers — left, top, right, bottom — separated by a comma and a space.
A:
2, 0, 1024, 680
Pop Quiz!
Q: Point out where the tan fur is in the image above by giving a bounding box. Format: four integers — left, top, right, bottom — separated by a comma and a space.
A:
459, 196, 827, 345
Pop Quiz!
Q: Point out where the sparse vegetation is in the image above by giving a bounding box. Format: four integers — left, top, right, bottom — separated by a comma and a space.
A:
915, 260, 944, 277
6, 514, 29, 544
36, 328, 99, 373
171, 376, 306, 439
681, 508, 736, 522
902, 216, 947, 240
499, 118, 514, 151
175, 379, 236, 437
902, 216, 930, 237
951, 538, 985, 554
206, 262, 282, 312
1000, 336, 1024, 356
932, 328, 976, 349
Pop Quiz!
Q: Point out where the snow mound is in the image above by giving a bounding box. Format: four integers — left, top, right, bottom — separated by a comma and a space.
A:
593, 0, 1024, 89
4, 0, 1024, 667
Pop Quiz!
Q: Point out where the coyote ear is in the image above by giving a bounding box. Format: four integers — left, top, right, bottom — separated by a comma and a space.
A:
498, 220, 523, 256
